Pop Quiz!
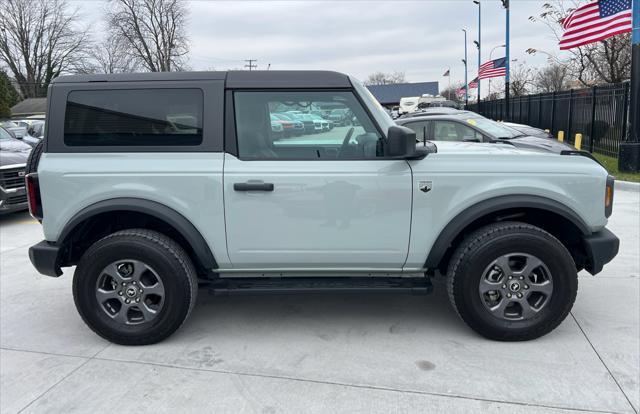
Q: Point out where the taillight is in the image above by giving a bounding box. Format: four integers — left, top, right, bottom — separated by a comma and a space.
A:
26, 173, 43, 221
605, 175, 614, 218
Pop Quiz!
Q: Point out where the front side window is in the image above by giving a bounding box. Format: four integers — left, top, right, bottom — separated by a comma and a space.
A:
64, 89, 203, 146
234, 90, 384, 160
404, 121, 430, 141
432, 120, 483, 142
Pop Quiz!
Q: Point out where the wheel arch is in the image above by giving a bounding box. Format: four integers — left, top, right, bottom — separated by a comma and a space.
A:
57, 198, 217, 275
424, 195, 591, 272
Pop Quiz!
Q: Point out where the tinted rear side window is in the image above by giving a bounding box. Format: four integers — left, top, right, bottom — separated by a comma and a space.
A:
64, 89, 203, 146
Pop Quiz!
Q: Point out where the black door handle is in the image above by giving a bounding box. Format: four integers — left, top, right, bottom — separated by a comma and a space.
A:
234, 181, 274, 192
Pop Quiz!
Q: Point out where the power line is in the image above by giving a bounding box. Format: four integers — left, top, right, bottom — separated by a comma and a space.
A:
244, 59, 257, 71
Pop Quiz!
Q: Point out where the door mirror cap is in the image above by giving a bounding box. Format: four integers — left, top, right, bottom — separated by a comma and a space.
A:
387, 125, 435, 159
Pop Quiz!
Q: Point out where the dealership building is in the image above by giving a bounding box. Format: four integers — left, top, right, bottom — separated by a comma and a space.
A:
366, 81, 439, 108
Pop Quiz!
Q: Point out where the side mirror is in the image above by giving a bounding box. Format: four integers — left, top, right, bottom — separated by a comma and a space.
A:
462, 136, 480, 142
387, 125, 435, 159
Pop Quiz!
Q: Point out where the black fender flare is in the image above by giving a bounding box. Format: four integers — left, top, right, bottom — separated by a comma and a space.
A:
58, 197, 217, 269
423, 194, 591, 269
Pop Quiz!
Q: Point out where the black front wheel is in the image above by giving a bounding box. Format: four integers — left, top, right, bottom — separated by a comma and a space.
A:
73, 229, 198, 345
447, 222, 578, 341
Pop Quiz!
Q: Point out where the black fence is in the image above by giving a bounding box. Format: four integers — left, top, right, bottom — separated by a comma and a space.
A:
467, 82, 630, 158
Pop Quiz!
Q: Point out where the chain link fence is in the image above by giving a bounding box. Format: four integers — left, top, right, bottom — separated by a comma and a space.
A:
467, 82, 630, 158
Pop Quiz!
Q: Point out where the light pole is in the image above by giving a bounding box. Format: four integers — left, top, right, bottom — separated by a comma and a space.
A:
462, 29, 468, 107
473, 0, 481, 105
488, 44, 505, 99
503, 0, 510, 119
619, 0, 639, 172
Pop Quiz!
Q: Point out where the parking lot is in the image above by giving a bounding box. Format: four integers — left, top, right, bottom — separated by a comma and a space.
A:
0, 187, 638, 413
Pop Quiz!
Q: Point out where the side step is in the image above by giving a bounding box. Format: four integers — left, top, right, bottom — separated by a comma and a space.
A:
208, 277, 433, 296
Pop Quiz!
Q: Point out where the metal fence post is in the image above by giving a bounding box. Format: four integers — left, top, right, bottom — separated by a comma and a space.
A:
567, 89, 574, 143
550, 92, 556, 134
622, 81, 630, 143
537, 94, 542, 128
589, 85, 597, 153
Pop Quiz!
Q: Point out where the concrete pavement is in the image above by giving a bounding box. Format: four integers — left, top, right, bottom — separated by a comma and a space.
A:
1, 189, 638, 414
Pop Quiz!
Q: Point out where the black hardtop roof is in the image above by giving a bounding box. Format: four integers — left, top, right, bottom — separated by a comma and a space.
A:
52, 70, 352, 89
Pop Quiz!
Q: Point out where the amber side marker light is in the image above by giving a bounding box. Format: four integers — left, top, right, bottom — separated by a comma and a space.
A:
605, 175, 614, 218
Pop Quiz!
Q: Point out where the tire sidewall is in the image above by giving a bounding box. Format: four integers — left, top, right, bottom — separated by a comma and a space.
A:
73, 236, 193, 343
454, 229, 577, 338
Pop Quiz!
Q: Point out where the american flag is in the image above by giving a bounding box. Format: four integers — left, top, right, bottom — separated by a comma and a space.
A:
478, 58, 507, 80
559, 0, 632, 50
458, 78, 478, 96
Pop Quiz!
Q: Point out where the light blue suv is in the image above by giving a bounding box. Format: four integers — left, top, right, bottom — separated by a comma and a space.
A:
26, 71, 619, 345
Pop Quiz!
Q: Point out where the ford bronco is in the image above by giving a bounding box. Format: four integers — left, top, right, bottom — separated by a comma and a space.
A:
26, 71, 619, 345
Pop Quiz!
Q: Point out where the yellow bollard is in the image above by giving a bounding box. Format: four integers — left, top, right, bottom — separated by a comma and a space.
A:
574, 133, 583, 150
558, 131, 564, 142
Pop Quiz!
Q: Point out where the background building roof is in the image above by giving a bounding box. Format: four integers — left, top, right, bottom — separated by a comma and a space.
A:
366, 82, 439, 106
10, 98, 47, 117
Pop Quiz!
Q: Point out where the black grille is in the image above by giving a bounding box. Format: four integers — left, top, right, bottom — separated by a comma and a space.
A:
6, 194, 27, 205
0, 166, 26, 190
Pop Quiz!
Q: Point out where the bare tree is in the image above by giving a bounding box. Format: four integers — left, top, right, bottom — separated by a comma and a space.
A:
535, 62, 569, 92
81, 37, 142, 74
509, 63, 534, 97
0, 0, 89, 98
363, 71, 406, 86
529, 1, 631, 85
439, 83, 464, 103
106, 0, 189, 72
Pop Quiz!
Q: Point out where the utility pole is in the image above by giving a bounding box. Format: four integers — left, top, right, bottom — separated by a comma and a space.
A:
463, 29, 468, 107
244, 59, 257, 71
503, 0, 511, 120
619, 0, 639, 172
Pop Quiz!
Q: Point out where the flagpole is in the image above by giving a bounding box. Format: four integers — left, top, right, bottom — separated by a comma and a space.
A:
474, 1, 481, 105
448, 66, 451, 100
463, 29, 468, 107
618, 0, 639, 172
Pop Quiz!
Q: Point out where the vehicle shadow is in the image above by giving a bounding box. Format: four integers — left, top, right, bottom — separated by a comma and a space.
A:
0, 210, 32, 225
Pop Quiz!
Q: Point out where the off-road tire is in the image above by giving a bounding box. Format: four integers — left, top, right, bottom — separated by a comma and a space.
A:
73, 229, 198, 345
446, 222, 578, 341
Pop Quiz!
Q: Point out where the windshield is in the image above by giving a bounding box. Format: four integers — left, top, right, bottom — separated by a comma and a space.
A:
463, 118, 523, 139
0, 127, 12, 140
350, 76, 395, 132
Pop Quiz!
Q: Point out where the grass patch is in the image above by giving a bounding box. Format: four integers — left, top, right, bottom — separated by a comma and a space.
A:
593, 153, 640, 183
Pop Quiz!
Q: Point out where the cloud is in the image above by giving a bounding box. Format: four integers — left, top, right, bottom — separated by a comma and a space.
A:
75, 0, 565, 88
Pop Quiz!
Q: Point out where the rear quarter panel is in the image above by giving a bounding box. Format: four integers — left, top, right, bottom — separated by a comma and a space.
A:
37, 152, 230, 266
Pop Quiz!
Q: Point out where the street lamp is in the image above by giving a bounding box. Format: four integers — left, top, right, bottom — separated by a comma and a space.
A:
473, 0, 481, 104
462, 28, 468, 106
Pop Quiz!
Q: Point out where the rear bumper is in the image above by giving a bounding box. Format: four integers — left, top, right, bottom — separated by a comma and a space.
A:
582, 228, 619, 275
28, 240, 62, 277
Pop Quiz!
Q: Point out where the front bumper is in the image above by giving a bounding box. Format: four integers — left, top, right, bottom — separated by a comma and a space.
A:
0, 186, 28, 215
29, 241, 62, 277
582, 228, 619, 275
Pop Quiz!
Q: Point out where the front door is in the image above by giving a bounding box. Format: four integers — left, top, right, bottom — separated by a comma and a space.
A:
223, 89, 413, 270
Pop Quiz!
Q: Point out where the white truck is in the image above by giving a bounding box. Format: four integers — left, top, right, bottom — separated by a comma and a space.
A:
26, 70, 619, 345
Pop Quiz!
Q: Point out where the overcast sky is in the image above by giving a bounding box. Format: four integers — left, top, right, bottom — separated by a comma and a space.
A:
73, 0, 569, 91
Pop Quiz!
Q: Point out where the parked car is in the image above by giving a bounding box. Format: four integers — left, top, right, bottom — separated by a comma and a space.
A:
27, 70, 618, 346
310, 114, 331, 131
397, 113, 575, 153
272, 113, 305, 136
10, 119, 45, 147
0, 126, 30, 214
0, 120, 27, 139
328, 108, 351, 126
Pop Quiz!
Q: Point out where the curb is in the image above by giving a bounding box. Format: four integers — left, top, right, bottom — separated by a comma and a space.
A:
616, 180, 640, 192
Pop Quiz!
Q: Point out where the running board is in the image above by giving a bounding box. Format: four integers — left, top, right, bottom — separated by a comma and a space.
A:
207, 277, 433, 296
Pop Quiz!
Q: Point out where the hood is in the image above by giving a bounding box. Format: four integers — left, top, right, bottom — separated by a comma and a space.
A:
0, 150, 29, 166
506, 135, 575, 153
0, 138, 33, 153
425, 141, 546, 156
